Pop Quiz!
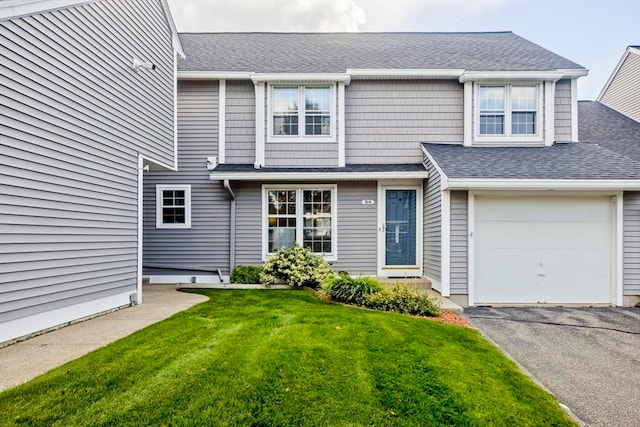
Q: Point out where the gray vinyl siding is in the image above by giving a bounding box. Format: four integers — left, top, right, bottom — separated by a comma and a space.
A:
0, 0, 175, 325
423, 156, 442, 282
233, 182, 263, 265
225, 80, 256, 164
346, 80, 464, 164
332, 182, 377, 275
265, 141, 339, 167
143, 80, 232, 275
624, 192, 640, 296
554, 79, 573, 141
450, 191, 468, 294
600, 51, 640, 122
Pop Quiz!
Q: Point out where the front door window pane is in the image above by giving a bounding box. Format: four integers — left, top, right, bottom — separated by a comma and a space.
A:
385, 190, 417, 266
303, 190, 332, 253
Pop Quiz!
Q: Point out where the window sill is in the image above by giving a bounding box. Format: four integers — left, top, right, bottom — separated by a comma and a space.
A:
267, 136, 337, 144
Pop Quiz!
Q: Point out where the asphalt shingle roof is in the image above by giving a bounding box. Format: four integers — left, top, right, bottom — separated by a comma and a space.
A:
578, 101, 640, 163
212, 163, 426, 173
178, 32, 584, 73
422, 142, 640, 180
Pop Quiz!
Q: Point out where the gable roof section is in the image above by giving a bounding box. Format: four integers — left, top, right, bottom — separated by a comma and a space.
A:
421, 142, 640, 190
178, 32, 584, 73
579, 101, 640, 162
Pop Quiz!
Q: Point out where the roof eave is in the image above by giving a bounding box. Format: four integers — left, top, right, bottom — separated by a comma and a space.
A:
444, 178, 640, 191
209, 171, 429, 181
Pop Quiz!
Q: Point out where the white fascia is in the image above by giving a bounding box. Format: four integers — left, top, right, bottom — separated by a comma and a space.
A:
459, 71, 566, 83
251, 73, 351, 84
0, 0, 93, 20
420, 144, 450, 189
210, 171, 429, 182
218, 80, 226, 164
178, 71, 253, 80
444, 179, 640, 191
159, 0, 184, 58
347, 69, 465, 80
597, 47, 635, 101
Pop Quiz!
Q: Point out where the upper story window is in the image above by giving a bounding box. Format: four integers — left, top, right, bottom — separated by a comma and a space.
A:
477, 84, 540, 140
269, 85, 334, 141
156, 185, 191, 229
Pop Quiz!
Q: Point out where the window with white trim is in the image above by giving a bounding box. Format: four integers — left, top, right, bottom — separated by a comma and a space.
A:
156, 185, 191, 228
269, 85, 334, 140
478, 84, 540, 138
264, 185, 337, 259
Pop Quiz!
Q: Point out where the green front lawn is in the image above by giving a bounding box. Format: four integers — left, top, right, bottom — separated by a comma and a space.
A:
0, 290, 575, 426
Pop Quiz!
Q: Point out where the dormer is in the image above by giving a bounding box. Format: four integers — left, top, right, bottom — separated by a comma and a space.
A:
459, 70, 588, 147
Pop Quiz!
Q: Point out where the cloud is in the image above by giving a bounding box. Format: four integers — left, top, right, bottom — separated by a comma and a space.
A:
167, 0, 366, 32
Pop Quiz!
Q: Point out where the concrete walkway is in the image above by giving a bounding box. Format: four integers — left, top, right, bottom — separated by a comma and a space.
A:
0, 285, 208, 392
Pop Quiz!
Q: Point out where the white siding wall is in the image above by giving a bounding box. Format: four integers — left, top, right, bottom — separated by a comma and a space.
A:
600, 50, 640, 122
0, 0, 176, 339
143, 80, 232, 274
624, 192, 640, 296
346, 80, 464, 164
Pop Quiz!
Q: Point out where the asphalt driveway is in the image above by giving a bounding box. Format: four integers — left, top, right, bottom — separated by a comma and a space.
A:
465, 306, 640, 427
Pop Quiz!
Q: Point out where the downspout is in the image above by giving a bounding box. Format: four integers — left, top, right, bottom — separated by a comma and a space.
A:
223, 179, 236, 278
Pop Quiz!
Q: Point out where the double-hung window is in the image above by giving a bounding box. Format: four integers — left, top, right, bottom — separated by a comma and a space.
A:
156, 185, 191, 228
270, 85, 334, 140
478, 84, 540, 139
264, 185, 336, 260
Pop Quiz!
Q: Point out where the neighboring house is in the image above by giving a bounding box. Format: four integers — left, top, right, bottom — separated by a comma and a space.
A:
597, 46, 640, 123
0, 0, 183, 344
143, 31, 640, 308
578, 48, 640, 308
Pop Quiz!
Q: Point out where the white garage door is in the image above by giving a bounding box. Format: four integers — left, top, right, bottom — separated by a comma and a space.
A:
474, 195, 613, 305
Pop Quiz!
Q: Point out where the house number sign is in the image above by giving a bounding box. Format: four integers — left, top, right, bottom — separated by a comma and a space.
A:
361, 200, 375, 205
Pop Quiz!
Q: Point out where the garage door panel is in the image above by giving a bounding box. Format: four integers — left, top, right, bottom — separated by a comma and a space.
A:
474, 195, 612, 305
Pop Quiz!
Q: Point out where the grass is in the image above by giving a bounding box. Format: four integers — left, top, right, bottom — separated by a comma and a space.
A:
0, 290, 575, 426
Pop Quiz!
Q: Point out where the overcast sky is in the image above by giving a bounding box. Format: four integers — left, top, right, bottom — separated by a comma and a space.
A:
166, 0, 639, 100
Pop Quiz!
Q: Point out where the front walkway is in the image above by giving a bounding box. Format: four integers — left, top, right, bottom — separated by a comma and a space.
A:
0, 285, 208, 392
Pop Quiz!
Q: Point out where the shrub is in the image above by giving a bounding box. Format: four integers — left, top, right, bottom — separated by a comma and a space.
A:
230, 265, 263, 284
322, 273, 384, 305
364, 284, 441, 317
260, 244, 335, 288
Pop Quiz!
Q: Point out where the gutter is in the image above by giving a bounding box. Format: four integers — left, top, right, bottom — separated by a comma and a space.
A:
223, 179, 236, 274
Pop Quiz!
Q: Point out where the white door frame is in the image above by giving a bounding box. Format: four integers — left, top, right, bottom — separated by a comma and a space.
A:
467, 190, 623, 307
377, 181, 423, 277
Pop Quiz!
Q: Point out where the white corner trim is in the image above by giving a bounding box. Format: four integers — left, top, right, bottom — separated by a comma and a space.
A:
159, 0, 184, 58
615, 193, 623, 306
254, 82, 265, 168
441, 190, 451, 297
137, 155, 144, 305
251, 73, 351, 84
338, 82, 346, 167
463, 82, 472, 146
571, 78, 579, 141
178, 71, 252, 80
420, 145, 449, 189
544, 80, 555, 146
172, 53, 178, 170
459, 70, 565, 83
218, 80, 226, 163
444, 179, 640, 191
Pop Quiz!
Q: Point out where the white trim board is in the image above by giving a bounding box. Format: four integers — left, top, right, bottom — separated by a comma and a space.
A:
210, 171, 429, 181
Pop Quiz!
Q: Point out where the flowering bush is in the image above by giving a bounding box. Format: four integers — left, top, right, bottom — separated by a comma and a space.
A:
364, 284, 441, 317
260, 244, 335, 288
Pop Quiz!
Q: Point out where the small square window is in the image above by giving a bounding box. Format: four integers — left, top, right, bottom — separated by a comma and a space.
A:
156, 185, 191, 229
